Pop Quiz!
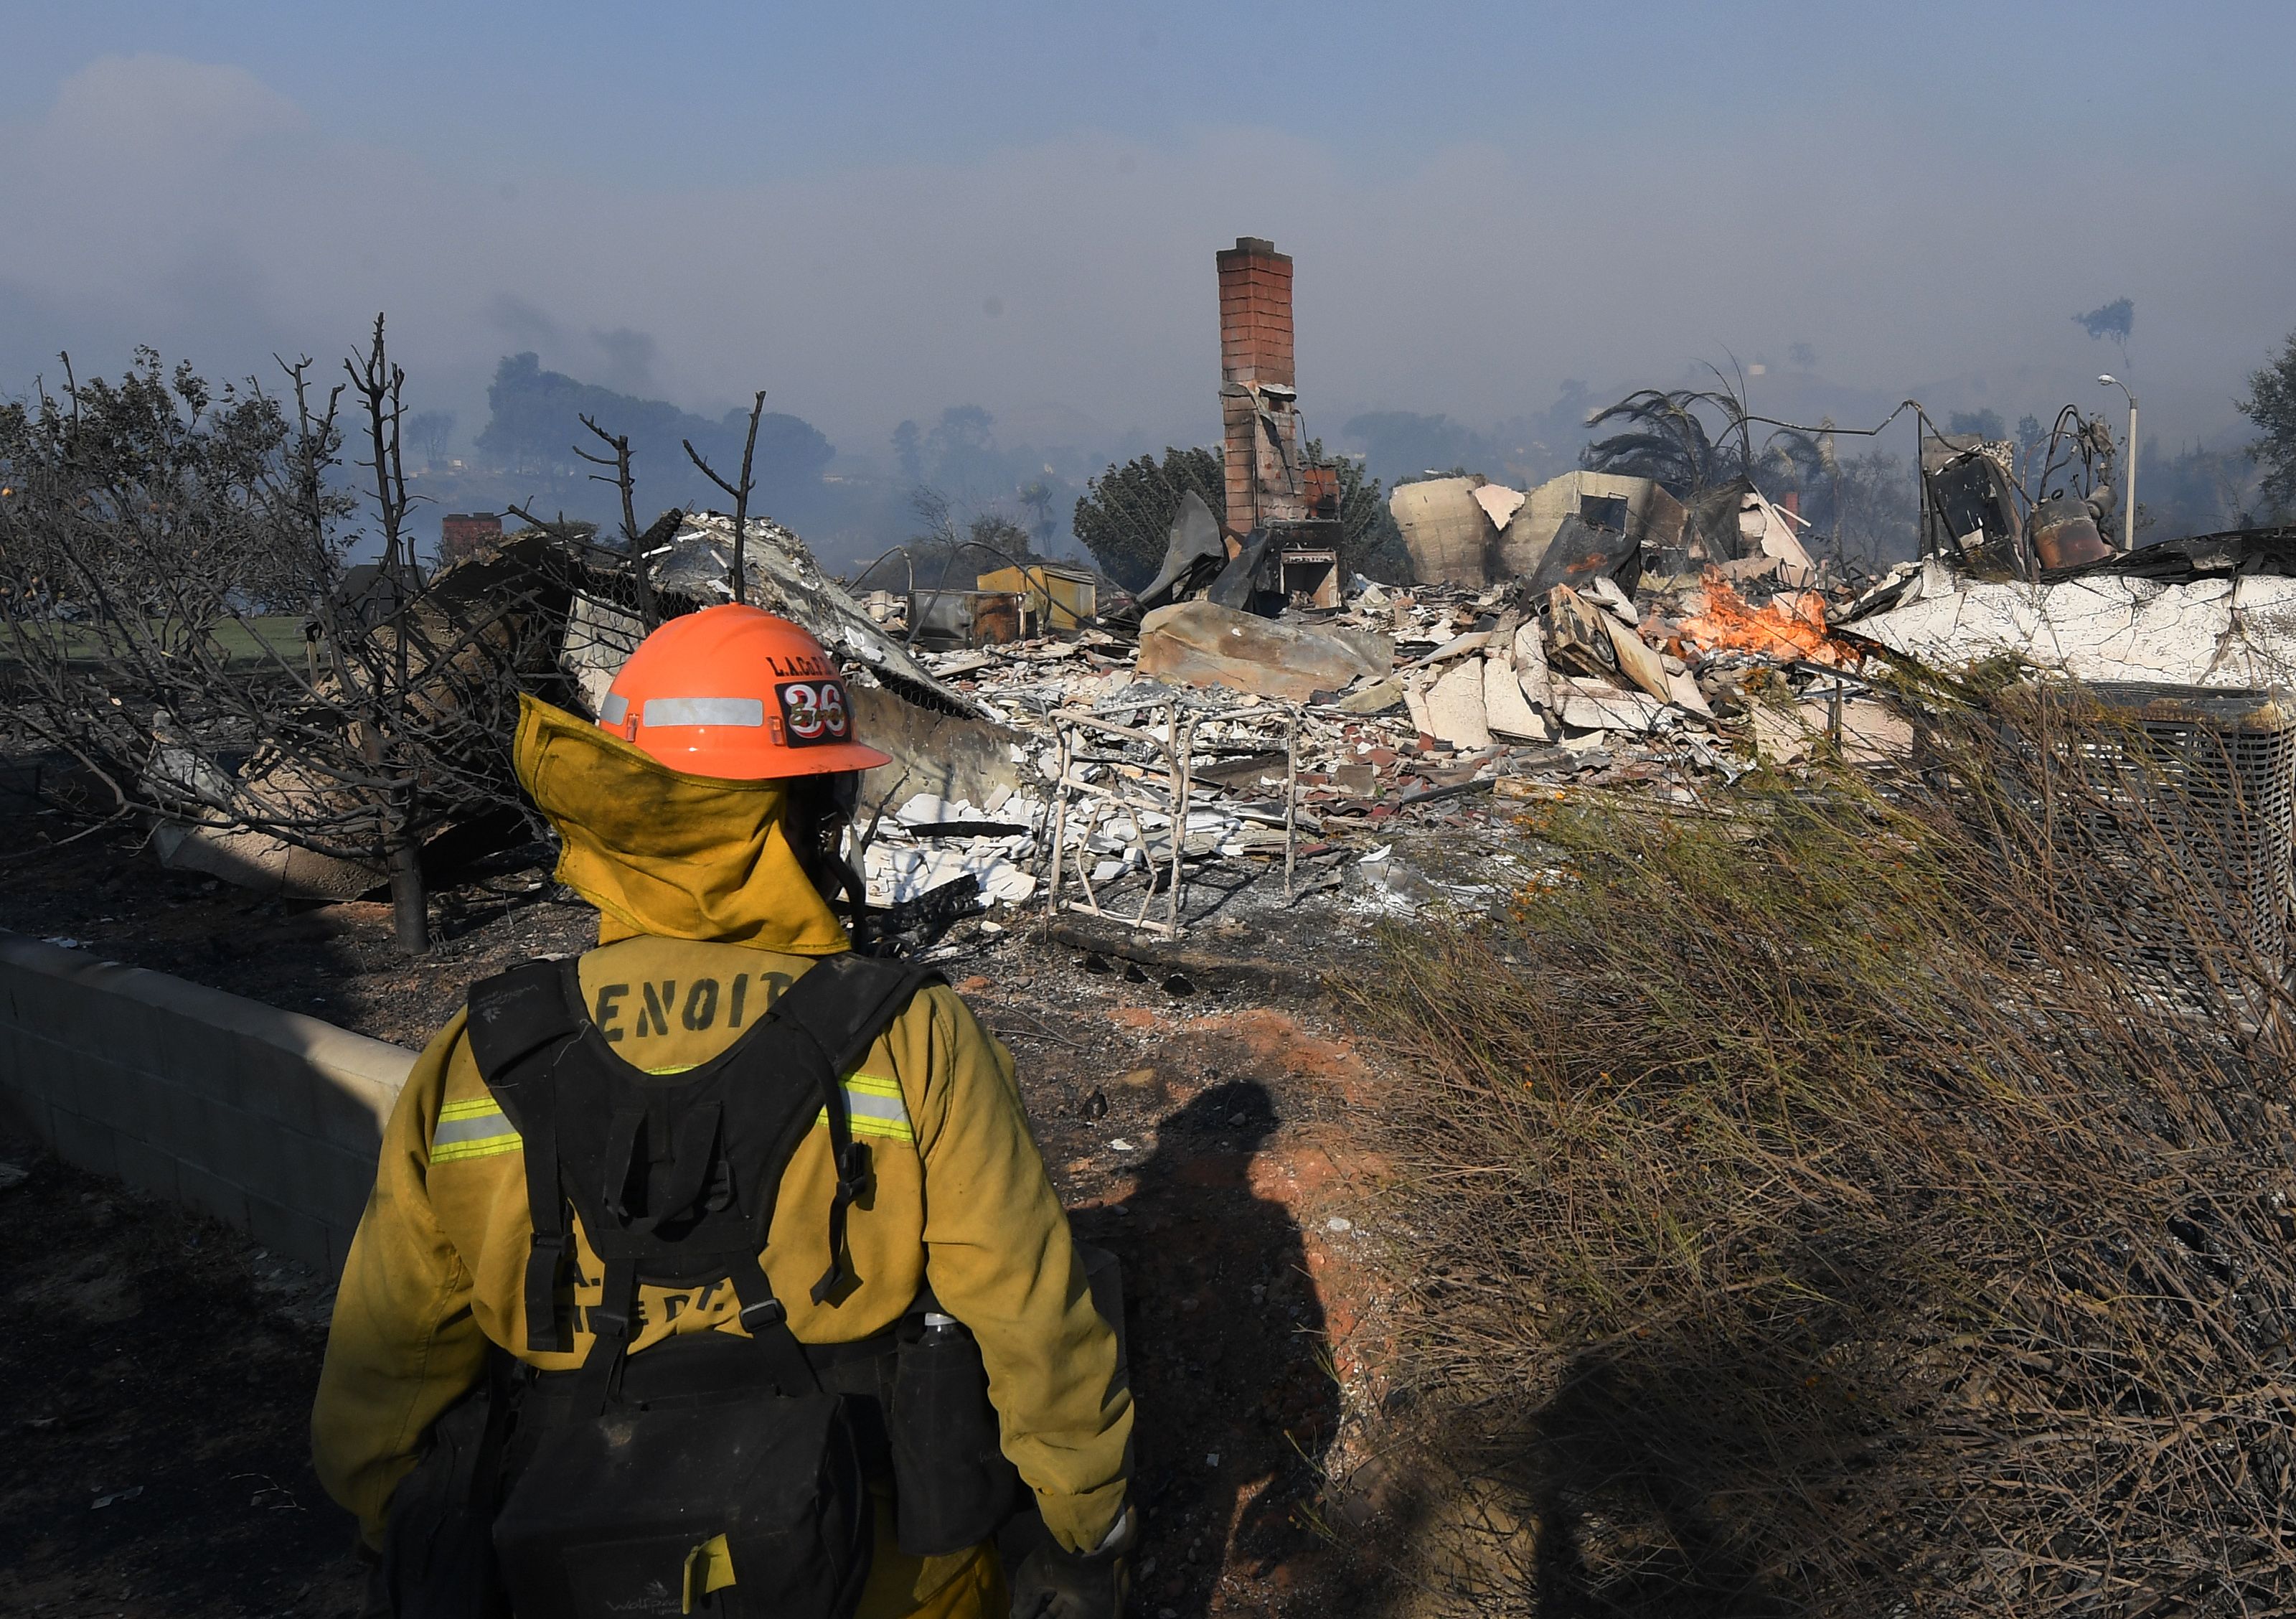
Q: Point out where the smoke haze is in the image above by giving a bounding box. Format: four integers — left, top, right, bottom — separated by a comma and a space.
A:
4, 5, 2292, 522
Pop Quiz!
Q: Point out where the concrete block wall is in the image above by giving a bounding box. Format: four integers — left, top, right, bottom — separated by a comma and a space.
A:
0, 930, 415, 1275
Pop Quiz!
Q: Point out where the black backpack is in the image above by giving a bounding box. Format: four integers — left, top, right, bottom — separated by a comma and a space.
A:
464, 949, 936, 1619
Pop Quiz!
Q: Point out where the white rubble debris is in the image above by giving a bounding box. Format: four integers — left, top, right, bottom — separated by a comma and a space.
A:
1849, 570, 2296, 687
592, 494, 2124, 936
1425, 660, 1494, 749
1483, 648, 1549, 741
1471, 484, 1527, 532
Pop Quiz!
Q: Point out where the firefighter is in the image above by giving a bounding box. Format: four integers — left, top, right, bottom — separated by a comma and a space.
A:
312, 604, 1134, 1619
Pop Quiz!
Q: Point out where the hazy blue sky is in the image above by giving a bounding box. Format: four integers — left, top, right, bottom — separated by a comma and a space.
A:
3, 1, 2291, 469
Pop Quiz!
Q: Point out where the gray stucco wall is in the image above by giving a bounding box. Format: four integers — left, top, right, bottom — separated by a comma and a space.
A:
0, 930, 415, 1273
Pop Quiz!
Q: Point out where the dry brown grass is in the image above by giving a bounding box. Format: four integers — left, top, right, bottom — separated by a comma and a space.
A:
1340, 680, 2296, 1616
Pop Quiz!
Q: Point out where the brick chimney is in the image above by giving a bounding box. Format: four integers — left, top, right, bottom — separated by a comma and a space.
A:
438, 511, 503, 566
1216, 237, 1304, 537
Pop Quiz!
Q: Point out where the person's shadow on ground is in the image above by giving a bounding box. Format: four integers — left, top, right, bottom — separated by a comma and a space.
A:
1076, 1079, 1335, 1618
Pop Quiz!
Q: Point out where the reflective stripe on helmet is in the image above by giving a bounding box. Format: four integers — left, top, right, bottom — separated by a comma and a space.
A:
596, 604, 891, 778
642, 696, 767, 728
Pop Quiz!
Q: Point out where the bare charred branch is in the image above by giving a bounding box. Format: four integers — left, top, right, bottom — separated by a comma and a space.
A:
683, 390, 766, 606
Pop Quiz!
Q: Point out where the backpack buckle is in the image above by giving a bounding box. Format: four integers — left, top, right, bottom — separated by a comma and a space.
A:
740, 1297, 787, 1333
834, 1142, 870, 1203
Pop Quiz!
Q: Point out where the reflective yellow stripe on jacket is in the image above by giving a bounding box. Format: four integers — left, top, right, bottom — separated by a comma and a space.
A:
423, 1076, 913, 1167
430, 1097, 520, 1163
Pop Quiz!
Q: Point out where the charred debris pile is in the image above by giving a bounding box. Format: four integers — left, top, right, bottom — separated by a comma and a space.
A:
39, 456, 2296, 967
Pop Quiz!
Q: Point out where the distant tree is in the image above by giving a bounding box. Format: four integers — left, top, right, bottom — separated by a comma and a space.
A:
408, 408, 456, 469
1073, 446, 1225, 590
475, 353, 831, 511
2137, 439, 2266, 540
964, 512, 1035, 568
1947, 408, 2006, 442
2014, 413, 2048, 488
891, 419, 923, 484
927, 405, 994, 461
0, 347, 319, 619
1824, 451, 1919, 578
915, 404, 1019, 499
2241, 328, 2296, 515
1017, 479, 1056, 550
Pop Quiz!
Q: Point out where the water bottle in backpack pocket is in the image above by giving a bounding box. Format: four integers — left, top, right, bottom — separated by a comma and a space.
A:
888, 1306, 1019, 1556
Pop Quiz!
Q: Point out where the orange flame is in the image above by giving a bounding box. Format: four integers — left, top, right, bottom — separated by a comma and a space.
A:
1672, 572, 1858, 667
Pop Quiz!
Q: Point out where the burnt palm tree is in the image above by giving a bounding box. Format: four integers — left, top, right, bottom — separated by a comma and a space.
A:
1581, 383, 1824, 505
1582, 388, 1743, 494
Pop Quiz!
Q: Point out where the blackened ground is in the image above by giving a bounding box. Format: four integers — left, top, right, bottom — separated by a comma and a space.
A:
0, 804, 598, 1049
0, 1136, 366, 1619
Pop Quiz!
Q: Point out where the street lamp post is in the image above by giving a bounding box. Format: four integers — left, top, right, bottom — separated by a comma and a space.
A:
2099, 375, 2137, 551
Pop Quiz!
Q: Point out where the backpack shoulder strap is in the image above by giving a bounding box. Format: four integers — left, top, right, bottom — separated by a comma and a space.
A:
764, 954, 942, 1304
464, 957, 585, 1355
466, 957, 580, 1092
767, 952, 943, 1087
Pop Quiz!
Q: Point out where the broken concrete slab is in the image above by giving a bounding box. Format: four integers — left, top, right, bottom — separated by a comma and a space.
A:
1666, 669, 1716, 720
1556, 675, 1671, 733
149, 821, 382, 899
1603, 616, 1672, 703
1583, 576, 1641, 627
1741, 488, 1817, 586
560, 592, 644, 718
847, 683, 1026, 815
1408, 630, 1493, 668
1403, 672, 1435, 739
1839, 699, 1914, 766
1137, 600, 1383, 702
1472, 483, 1526, 533
1426, 659, 1494, 749
1751, 701, 1822, 766
1483, 649, 1550, 741
1325, 626, 1399, 672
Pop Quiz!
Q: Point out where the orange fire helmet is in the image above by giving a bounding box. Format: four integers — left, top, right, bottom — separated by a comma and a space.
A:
596, 605, 892, 780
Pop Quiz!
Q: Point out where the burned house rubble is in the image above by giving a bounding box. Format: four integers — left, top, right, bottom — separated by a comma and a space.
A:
105, 235, 2296, 968
400, 429, 2290, 961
